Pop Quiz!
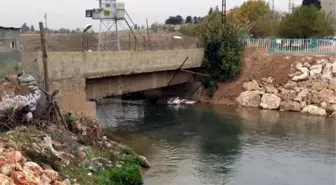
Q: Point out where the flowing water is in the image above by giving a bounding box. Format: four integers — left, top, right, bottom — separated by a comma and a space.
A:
97, 98, 336, 185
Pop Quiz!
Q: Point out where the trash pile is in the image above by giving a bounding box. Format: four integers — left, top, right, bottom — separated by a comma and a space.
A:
167, 97, 196, 105
0, 73, 42, 125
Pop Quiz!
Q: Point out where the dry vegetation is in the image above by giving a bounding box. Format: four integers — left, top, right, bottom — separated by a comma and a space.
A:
20, 31, 201, 52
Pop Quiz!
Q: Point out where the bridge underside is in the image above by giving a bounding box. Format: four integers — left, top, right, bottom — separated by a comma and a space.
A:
85, 69, 198, 100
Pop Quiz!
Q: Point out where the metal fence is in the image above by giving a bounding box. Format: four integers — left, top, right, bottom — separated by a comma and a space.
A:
242, 38, 336, 55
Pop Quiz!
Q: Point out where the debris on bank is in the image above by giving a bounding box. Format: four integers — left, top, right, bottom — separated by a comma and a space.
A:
167, 97, 196, 105
0, 73, 150, 185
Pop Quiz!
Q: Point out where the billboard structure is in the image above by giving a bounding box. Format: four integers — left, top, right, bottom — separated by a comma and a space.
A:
86, 0, 126, 51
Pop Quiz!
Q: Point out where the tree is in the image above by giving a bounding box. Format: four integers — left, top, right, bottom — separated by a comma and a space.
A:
134, 24, 138, 29
226, 1, 270, 36
165, 15, 184, 25
208, 7, 213, 15
59, 28, 70, 33
278, 5, 335, 38
200, 12, 246, 97
193, 16, 199, 24
150, 23, 159, 32
186, 16, 193, 24
229, 1, 270, 25
214, 5, 219, 12
21, 23, 30, 32
302, 0, 321, 10
30, 25, 35, 32
141, 25, 145, 30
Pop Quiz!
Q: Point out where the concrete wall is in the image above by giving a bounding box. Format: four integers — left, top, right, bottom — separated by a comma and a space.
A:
37, 49, 204, 80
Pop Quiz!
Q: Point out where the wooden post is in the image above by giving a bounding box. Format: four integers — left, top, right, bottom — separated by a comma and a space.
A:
146, 18, 152, 50
39, 22, 49, 92
134, 36, 137, 51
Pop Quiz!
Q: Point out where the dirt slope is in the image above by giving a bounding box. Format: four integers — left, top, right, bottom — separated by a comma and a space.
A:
203, 47, 333, 105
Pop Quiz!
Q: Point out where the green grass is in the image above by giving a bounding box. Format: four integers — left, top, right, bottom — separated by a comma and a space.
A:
97, 157, 143, 185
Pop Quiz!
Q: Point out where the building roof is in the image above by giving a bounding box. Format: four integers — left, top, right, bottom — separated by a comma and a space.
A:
0, 26, 21, 30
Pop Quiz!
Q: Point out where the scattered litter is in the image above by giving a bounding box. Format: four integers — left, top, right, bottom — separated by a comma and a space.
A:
167, 97, 196, 105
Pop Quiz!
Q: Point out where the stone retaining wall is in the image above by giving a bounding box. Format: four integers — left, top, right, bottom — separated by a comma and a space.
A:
236, 56, 336, 117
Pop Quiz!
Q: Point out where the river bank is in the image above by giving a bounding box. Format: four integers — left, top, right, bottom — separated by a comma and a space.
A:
0, 74, 150, 185
201, 48, 336, 117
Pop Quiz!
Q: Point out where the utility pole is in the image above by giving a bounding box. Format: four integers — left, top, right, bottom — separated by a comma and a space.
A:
288, 0, 292, 13
222, 0, 227, 25
44, 13, 48, 31
271, 0, 275, 36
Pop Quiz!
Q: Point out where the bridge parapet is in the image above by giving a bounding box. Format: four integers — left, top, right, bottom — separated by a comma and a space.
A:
35, 49, 204, 80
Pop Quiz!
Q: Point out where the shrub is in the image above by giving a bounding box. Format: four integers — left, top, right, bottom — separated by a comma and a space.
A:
200, 13, 245, 97
98, 157, 143, 185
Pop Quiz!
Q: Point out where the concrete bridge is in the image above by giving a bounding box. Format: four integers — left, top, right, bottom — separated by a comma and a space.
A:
27, 49, 204, 117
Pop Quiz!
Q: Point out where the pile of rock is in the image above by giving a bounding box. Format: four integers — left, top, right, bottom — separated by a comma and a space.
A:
236, 57, 336, 117
0, 144, 76, 185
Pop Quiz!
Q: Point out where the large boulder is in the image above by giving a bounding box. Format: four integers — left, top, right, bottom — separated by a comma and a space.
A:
317, 59, 328, 65
294, 89, 310, 102
264, 84, 278, 94
311, 82, 329, 91
284, 81, 297, 90
280, 89, 297, 101
236, 91, 261, 108
243, 80, 260, 91
329, 78, 336, 90
280, 101, 301, 112
311, 89, 335, 104
321, 63, 333, 81
332, 62, 336, 77
301, 105, 327, 116
309, 64, 323, 79
261, 77, 274, 84
297, 80, 313, 89
292, 67, 309, 81
260, 94, 281, 110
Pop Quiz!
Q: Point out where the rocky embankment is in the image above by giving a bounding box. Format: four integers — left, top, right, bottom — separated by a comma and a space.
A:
0, 139, 75, 185
236, 57, 336, 117
0, 73, 150, 184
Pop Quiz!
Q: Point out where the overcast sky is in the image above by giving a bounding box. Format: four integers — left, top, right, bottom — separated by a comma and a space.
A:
1, 0, 297, 30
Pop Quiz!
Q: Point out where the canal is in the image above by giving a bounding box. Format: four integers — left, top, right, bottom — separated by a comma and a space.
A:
97, 98, 335, 185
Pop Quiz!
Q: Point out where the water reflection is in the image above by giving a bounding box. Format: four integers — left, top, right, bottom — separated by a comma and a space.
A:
97, 99, 336, 185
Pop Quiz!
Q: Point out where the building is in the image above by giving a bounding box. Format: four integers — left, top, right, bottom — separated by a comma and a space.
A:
0, 26, 21, 77
321, 0, 336, 18
0, 26, 21, 50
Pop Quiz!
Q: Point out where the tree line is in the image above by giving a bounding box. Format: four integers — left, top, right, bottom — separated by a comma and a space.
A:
175, 0, 335, 38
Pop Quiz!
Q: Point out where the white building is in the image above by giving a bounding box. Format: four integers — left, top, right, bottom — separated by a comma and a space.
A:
321, 0, 336, 19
